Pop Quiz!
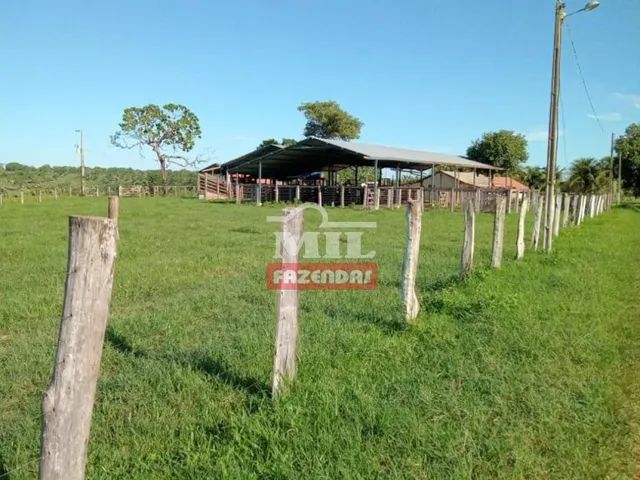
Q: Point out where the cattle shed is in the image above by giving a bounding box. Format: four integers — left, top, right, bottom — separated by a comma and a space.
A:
198, 137, 517, 209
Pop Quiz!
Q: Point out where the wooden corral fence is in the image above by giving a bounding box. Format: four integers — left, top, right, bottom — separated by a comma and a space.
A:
204, 179, 540, 213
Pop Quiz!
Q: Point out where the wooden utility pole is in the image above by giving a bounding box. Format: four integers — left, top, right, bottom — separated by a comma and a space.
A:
40, 216, 118, 480
543, 1, 564, 252
609, 132, 615, 200
76, 129, 86, 196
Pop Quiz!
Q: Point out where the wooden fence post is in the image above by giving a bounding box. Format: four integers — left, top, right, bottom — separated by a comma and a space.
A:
295, 185, 301, 202
236, 184, 242, 205
54, 188, 58, 200
516, 196, 528, 259
317, 186, 322, 206
39, 190, 42, 203
107, 196, 119, 223
553, 194, 561, 237
275, 186, 279, 203
531, 197, 544, 250
506, 190, 512, 214
491, 195, 506, 268
39, 216, 118, 480
340, 185, 345, 208
374, 187, 380, 210
272, 207, 303, 397
20, 190, 24, 205
0, 194, 3, 206
561, 193, 570, 228
387, 188, 393, 208
402, 199, 423, 322
449, 188, 455, 212
460, 198, 475, 279
362, 185, 368, 208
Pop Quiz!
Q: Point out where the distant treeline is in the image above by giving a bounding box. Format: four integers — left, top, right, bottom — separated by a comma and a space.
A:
0, 162, 197, 192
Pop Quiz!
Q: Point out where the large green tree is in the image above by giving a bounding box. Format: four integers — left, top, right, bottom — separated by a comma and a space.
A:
614, 122, 640, 196
466, 130, 529, 172
111, 103, 202, 194
298, 101, 363, 140
514, 165, 546, 189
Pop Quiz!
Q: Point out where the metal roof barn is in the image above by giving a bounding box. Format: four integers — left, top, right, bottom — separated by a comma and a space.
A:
212, 137, 500, 179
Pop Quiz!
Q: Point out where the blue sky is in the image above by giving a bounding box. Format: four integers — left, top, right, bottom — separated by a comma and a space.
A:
1, 0, 638, 171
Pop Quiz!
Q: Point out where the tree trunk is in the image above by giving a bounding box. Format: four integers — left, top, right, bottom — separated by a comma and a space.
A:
160, 158, 169, 196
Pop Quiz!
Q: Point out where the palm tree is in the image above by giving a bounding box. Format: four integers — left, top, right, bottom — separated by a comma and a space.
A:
566, 158, 608, 193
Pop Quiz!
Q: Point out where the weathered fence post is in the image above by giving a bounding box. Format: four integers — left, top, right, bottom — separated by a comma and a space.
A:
340, 185, 345, 208
54, 188, 58, 200
506, 190, 512, 214
460, 198, 475, 278
317, 186, 322, 206
272, 207, 303, 397
362, 185, 368, 208
295, 185, 300, 202
516, 196, 528, 259
107, 196, 119, 223
38, 190, 42, 203
274, 186, 279, 203
402, 199, 423, 322
374, 186, 380, 210
491, 195, 507, 268
531, 197, 544, 250
387, 188, 393, 208
553, 194, 561, 237
236, 185, 242, 205
39, 216, 118, 480
449, 188, 455, 212
20, 190, 24, 205
562, 193, 570, 228
118, 185, 122, 197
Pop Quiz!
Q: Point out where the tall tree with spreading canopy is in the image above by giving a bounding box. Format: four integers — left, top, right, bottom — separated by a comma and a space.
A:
615, 122, 640, 196
111, 104, 202, 194
298, 101, 363, 140
466, 130, 529, 172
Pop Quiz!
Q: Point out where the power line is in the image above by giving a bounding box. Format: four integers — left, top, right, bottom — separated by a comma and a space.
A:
566, 22, 605, 133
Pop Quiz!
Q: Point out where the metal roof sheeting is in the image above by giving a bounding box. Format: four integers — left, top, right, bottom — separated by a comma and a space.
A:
221, 137, 501, 178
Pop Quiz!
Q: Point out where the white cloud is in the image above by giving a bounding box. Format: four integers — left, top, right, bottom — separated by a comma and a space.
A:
613, 92, 640, 109
588, 112, 622, 122
525, 129, 564, 142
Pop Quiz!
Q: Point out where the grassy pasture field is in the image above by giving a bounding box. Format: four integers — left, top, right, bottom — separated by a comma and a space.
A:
1, 198, 639, 479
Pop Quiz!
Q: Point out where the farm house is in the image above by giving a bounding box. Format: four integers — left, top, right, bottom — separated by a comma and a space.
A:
198, 137, 529, 209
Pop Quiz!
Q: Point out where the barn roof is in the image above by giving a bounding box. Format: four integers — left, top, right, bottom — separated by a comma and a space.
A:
221, 137, 501, 179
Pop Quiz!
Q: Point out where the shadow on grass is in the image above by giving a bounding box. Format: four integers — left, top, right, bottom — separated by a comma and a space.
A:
106, 326, 146, 358
422, 273, 462, 293
174, 351, 270, 398
0, 456, 9, 479
105, 329, 270, 399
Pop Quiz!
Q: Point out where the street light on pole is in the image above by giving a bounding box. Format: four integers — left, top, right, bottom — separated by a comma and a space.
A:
75, 129, 86, 196
543, 0, 600, 252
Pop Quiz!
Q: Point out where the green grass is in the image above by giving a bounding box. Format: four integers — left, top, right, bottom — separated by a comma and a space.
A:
1, 198, 639, 479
